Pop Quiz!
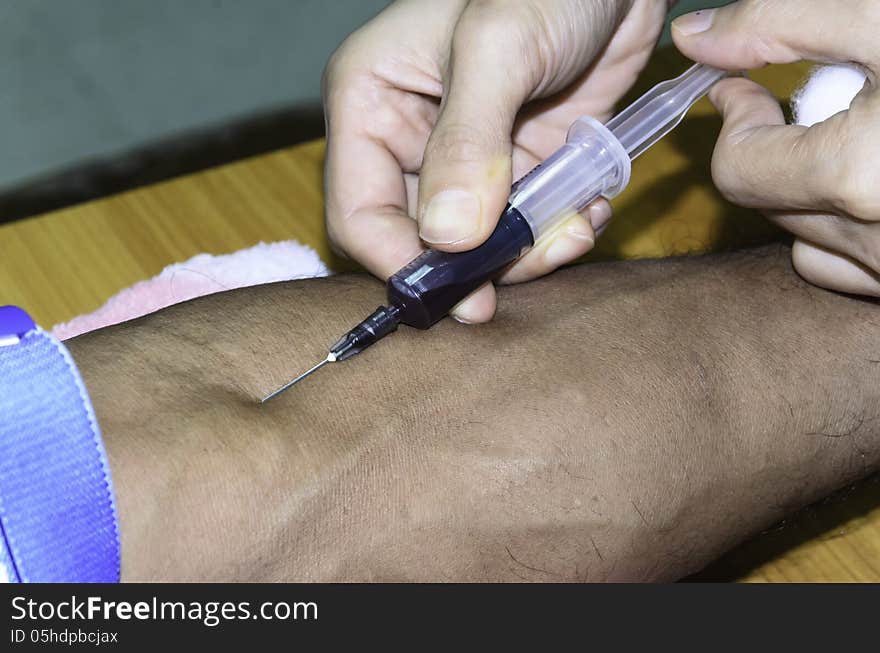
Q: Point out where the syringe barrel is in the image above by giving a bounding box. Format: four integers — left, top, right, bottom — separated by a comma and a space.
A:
509, 116, 631, 241
382, 64, 721, 332
387, 205, 534, 329
385, 117, 631, 330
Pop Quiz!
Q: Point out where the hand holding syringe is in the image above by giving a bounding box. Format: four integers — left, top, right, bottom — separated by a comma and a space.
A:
263, 63, 727, 400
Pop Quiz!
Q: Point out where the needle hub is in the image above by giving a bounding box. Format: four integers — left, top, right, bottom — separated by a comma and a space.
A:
260, 305, 400, 402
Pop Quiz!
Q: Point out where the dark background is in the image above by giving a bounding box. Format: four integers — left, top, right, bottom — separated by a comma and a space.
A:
0, 0, 714, 224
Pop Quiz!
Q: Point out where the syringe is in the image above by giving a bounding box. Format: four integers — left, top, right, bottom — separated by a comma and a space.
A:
261, 62, 727, 401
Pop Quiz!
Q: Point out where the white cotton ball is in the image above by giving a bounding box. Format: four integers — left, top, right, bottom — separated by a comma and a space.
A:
791, 64, 867, 127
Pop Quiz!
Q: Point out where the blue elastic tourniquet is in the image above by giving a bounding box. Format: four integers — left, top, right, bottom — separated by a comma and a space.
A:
0, 326, 120, 582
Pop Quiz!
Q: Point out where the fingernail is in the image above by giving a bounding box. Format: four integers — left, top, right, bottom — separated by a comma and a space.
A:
544, 225, 593, 269
671, 9, 715, 36
450, 296, 481, 324
420, 189, 481, 244
588, 202, 612, 232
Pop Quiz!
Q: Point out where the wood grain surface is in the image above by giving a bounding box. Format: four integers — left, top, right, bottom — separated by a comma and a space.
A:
1, 54, 876, 582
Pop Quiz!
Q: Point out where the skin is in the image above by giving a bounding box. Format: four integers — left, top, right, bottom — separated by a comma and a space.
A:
672, 0, 880, 296
327, 0, 880, 320
323, 0, 671, 323
67, 246, 880, 581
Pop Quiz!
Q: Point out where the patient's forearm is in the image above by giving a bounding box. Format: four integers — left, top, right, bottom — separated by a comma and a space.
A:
67, 245, 880, 581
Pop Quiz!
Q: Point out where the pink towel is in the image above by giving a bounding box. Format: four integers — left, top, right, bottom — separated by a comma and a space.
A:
53, 240, 329, 340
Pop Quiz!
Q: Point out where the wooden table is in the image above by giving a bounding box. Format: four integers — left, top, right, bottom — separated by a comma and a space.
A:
1, 56, 877, 582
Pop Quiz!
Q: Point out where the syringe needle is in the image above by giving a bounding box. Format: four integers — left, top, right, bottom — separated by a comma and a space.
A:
261, 66, 721, 403
260, 306, 400, 403
260, 354, 333, 403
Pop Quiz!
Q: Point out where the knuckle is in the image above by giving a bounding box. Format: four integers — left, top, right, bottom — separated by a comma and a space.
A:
446, 1, 546, 104
426, 120, 499, 167
736, 0, 797, 65
710, 140, 750, 205
749, 30, 784, 65
740, 0, 775, 22
324, 67, 385, 131
836, 166, 880, 220
832, 123, 880, 219
322, 45, 342, 85
324, 206, 347, 248
459, 0, 520, 28
324, 210, 367, 264
816, 95, 880, 219
321, 46, 354, 110
452, 0, 534, 61
320, 28, 378, 111
321, 36, 356, 101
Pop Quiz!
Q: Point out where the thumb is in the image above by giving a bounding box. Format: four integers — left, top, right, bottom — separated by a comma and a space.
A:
417, 5, 537, 251
671, 1, 880, 72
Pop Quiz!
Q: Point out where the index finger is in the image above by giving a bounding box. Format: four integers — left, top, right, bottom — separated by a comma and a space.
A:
672, 0, 880, 74
325, 134, 424, 280
707, 77, 854, 215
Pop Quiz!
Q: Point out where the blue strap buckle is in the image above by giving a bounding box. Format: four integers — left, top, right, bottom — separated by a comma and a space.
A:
0, 305, 36, 347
